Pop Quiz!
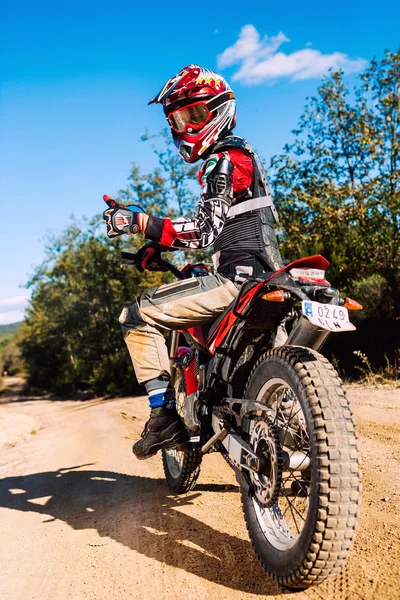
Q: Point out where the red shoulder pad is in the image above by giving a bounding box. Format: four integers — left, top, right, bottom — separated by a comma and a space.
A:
198, 148, 253, 196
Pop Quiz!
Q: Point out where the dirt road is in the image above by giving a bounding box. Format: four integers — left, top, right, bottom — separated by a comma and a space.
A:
0, 381, 399, 600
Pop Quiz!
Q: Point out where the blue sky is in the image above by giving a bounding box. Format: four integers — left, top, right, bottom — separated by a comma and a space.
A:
1, 0, 399, 323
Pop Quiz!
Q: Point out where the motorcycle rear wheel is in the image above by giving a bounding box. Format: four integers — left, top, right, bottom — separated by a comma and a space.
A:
162, 367, 202, 494
241, 346, 361, 589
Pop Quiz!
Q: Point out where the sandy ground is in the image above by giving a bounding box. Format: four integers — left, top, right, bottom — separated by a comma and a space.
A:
0, 379, 399, 600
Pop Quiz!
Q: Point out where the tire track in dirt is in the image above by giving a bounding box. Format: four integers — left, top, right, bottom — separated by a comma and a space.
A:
0, 384, 399, 600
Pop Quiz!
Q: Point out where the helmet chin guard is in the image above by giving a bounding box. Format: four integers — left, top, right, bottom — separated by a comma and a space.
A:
177, 140, 195, 161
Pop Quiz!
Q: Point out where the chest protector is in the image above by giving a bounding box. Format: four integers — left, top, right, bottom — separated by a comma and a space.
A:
209, 135, 283, 280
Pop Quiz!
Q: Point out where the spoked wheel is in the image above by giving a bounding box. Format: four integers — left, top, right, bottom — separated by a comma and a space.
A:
162, 367, 202, 494
249, 380, 311, 548
241, 346, 361, 589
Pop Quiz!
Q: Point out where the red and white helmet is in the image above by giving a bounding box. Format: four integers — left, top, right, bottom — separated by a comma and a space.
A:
149, 65, 236, 162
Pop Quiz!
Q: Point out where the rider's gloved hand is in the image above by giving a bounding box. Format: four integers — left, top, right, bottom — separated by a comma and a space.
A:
135, 242, 158, 272
102, 195, 147, 238
135, 241, 172, 272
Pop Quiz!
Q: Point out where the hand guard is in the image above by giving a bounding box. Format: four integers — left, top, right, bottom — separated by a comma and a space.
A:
103, 195, 141, 238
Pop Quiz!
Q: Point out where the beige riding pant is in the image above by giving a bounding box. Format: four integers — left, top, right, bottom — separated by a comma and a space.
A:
119, 274, 239, 383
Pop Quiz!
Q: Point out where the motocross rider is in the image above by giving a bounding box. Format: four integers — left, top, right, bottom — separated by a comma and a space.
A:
103, 65, 283, 460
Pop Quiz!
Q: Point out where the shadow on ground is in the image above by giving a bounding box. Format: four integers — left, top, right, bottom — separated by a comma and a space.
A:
0, 465, 281, 595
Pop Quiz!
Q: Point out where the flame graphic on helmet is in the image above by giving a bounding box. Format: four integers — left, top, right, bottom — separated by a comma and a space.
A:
149, 65, 233, 105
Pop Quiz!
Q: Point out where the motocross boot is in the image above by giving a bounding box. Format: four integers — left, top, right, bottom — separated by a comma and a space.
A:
132, 406, 190, 460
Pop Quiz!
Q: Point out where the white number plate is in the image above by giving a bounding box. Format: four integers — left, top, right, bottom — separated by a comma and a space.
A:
302, 300, 356, 332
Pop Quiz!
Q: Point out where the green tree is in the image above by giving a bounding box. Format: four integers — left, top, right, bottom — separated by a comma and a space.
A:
0, 324, 24, 381
118, 129, 212, 265
0, 337, 24, 377
138, 129, 198, 217
19, 132, 204, 395
271, 50, 400, 315
19, 219, 172, 395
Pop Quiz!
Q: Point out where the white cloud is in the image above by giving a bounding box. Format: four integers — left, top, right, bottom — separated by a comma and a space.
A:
217, 25, 367, 84
0, 295, 29, 325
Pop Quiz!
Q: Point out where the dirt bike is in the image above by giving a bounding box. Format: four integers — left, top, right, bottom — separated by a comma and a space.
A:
120, 211, 361, 590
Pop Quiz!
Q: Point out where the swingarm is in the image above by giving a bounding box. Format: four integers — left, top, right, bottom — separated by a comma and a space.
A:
201, 409, 310, 475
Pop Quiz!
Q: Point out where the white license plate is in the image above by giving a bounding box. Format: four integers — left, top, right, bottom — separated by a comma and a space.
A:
302, 300, 356, 332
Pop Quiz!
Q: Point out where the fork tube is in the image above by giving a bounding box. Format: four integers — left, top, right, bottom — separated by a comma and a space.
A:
168, 330, 179, 385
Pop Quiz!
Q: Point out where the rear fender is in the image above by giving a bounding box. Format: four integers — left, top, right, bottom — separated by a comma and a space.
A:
285, 316, 330, 351
270, 254, 330, 278
208, 255, 330, 353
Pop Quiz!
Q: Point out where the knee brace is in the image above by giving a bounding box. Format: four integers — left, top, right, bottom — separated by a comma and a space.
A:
119, 298, 145, 338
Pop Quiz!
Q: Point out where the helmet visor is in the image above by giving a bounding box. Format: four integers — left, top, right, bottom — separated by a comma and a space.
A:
168, 102, 211, 133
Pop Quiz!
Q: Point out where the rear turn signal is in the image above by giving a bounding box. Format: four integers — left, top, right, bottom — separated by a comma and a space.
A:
262, 290, 287, 302
343, 298, 363, 310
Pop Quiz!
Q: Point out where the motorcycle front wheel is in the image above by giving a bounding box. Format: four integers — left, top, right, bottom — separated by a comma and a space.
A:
241, 346, 361, 589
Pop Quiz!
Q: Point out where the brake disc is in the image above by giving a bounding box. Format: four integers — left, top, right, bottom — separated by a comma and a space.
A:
249, 416, 283, 508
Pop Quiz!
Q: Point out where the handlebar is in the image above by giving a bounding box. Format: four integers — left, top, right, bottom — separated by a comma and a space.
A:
120, 250, 187, 280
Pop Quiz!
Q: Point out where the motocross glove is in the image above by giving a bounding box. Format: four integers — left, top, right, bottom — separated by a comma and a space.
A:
135, 241, 174, 272
102, 195, 146, 238
135, 241, 158, 272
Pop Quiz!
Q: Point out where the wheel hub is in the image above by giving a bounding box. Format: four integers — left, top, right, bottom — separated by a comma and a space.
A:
249, 417, 283, 507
